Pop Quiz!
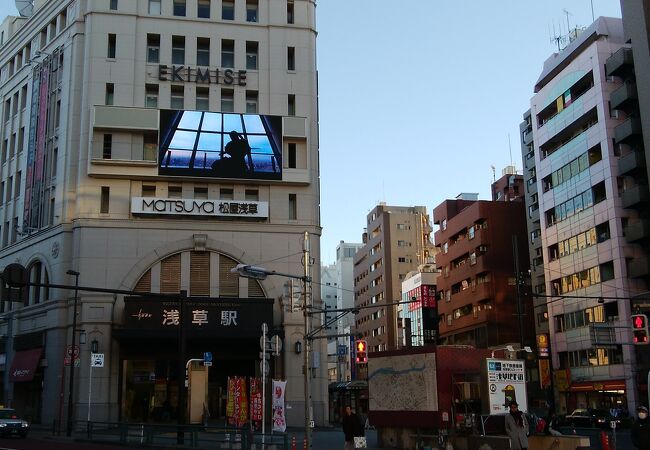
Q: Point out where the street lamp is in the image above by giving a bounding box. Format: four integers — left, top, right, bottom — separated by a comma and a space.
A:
490, 345, 532, 359
66, 269, 80, 437
231, 232, 314, 449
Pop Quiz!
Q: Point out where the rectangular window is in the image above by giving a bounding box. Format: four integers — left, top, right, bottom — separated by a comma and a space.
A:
100, 186, 110, 213
20, 85, 27, 110
143, 132, 157, 161
110, 0, 118, 10
246, 41, 258, 70
220, 188, 234, 200
196, 87, 209, 111
17, 127, 24, 154
245, 189, 258, 201
221, 89, 234, 112
287, 0, 294, 23
221, 39, 234, 68
142, 185, 156, 197
145, 84, 159, 108
107, 34, 116, 58
245, 91, 258, 113
194, 187, 208, 199
168, 186, 182, 198
103, 134, 112, 159
105, 83, 114, 105
14, 172, 20, 199
148, 0, 161, 15
198, 0, 210, 18
52, 148, 58, 177
4, 178, 9, 203
197, 38, 210, 66
147, 34, 160, 63
171, 85, 184, 109
174, 0, 186, 16
289, 194, 297, 220
287, 46, 295, 70
246, 0, 258, 22
172, 36, 185, 65
288, 94, 296, 116
222, 0, 234, 20
288, 143, 296, 168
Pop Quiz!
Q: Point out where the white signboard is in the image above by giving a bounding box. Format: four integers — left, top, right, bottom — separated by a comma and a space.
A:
486, 358, 527, 414
90, 353, 105, 368
131, 197, 269, 218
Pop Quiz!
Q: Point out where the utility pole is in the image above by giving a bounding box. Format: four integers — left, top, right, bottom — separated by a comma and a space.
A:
177, 289, 187, 444
511, 235, 525, 350
303, 231, 313, 450
66, 270, 80, 437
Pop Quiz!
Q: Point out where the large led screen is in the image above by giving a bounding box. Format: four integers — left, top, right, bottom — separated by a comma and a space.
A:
159, 110, 282, 180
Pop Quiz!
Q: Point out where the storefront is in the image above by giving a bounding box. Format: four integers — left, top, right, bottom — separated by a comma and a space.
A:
114, 296, 274, 423
328, 380, 368, 424
566, 380, 627, 412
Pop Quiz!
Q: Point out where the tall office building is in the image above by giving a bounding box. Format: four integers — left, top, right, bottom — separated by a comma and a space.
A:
617, 0, 650, 408
353, 204, 434, 352
0, 0, 323, 427
433, 179, 533, 349
527, 17, 647, 414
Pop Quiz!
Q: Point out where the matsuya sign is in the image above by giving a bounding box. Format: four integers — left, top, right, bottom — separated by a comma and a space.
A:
131, 197, 268, 218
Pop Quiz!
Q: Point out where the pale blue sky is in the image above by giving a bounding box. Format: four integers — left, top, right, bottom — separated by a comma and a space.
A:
0, 1, 623, 264
316, 0, 621, 263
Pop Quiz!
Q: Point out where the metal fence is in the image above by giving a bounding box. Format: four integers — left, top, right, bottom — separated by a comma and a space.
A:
83, 422, 289, 449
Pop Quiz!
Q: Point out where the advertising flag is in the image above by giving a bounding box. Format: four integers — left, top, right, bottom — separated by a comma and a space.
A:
250, 377, 263, 429
271, 379, 287, 432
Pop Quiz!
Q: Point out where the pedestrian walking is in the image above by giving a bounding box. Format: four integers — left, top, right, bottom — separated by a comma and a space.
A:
504, 401, 528, 450
341, 405, 364, 450
632, 405, 650, 450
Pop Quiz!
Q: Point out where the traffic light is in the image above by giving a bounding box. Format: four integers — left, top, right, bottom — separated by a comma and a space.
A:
632, 314, 649, 345
355, 339, 368, 364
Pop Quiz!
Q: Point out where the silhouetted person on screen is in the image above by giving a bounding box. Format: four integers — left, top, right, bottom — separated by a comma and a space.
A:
212, 131, 252, 177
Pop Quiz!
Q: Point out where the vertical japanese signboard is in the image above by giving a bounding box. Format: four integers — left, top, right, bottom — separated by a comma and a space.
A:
484, 358, 528, 414
226, 376, 248, 427
250, 377, 262, 430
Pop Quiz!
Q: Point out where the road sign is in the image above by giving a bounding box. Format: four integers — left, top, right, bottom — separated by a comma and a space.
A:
260, 359, 269, 376
259, 352, 270, 360
90, 353, 104, 368
203, 352, 212, 363
66, 345, 80, 357
260, 336, 271, 351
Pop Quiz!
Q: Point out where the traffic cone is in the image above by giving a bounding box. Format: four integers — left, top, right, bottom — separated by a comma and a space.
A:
600, 430, 611, 450
291, 436, 296, 450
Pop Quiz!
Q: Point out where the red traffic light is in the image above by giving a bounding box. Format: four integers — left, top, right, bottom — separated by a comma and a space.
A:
634, 315, 646, 329
632, 314, 649, 345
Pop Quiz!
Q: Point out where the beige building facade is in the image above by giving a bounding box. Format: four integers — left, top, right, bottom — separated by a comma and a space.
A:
353, 204, 434, 352
0, 0, 324, 428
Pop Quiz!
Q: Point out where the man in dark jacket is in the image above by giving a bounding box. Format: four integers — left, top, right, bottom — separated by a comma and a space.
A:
342, 406, 364, 450
633, 405, 650, 450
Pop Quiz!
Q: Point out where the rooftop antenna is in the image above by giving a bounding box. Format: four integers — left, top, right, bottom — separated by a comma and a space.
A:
590, 0, 595, 22
549, 21, 563, 51
508, 134, 514, 169
563, 9, 572, 34
490, 165, 496, 182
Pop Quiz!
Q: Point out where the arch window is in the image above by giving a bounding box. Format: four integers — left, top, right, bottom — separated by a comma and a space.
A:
27, 261, 49, 305
133, 251, 265, 297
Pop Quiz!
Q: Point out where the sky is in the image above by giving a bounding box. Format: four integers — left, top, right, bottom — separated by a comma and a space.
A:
0, 0, 623, 264
316, 0, 622, 263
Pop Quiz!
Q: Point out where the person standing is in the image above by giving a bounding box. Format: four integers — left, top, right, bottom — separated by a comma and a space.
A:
505, 401, 528, 450
632, 406, 650, 450
342, 405, 364, 450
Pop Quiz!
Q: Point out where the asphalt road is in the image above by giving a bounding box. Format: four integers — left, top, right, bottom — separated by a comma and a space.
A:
0, 436, 128, 450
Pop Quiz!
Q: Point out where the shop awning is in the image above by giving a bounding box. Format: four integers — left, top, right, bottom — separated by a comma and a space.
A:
569, 380, 626, 392
328, 382, 350, 391
9, 348, 43, 382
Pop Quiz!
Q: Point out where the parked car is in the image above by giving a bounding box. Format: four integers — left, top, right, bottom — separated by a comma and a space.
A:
0, 409, 29, 438
565, 408, 620, 429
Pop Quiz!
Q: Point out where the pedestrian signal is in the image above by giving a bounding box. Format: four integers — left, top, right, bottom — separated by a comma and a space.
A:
355, 339, 368, 364
632, 314, 649, 345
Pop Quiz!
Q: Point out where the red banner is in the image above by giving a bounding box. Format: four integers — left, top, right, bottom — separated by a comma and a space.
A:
226, 376, 249, 428
250, 377, 262, 428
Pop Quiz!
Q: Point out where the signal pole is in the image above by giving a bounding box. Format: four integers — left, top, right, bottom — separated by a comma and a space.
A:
303, 231, 313, 450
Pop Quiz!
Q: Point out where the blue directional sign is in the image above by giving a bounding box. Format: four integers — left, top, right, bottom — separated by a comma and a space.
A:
337, 345, 347, 356
203, 352, 213, 364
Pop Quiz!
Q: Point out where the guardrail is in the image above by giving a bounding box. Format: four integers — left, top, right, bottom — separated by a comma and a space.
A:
83, 421, 289, 449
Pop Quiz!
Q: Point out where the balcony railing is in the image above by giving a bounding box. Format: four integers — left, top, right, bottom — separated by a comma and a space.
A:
618, 150, 647, 176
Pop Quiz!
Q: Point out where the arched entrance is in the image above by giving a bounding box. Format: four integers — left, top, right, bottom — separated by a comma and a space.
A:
114, 250, 275, 423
